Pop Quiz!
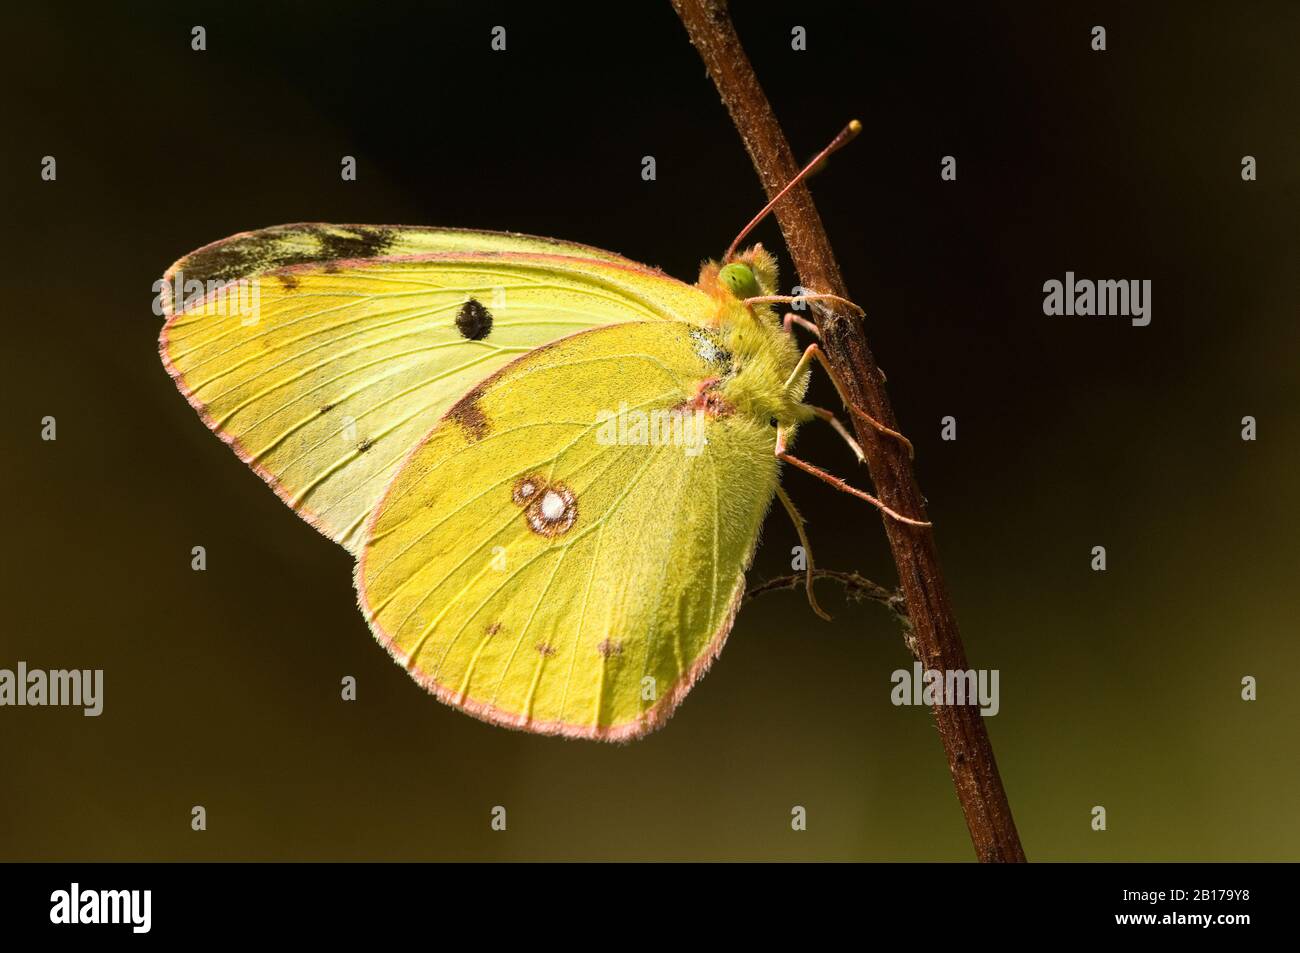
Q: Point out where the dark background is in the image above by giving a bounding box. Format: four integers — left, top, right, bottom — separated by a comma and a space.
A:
2, 1, 1296, 860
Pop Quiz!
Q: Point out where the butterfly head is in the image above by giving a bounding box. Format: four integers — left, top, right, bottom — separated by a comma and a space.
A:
717, 261, 759, 300
714, 243, 779, 301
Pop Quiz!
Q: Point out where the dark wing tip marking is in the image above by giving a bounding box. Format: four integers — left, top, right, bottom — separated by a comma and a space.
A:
313, 225, 398, 262
171, 224, 399, 308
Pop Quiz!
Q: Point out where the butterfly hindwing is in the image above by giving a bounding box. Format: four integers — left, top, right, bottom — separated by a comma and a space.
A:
159, 227, 712, 551
356, 321, 778, 740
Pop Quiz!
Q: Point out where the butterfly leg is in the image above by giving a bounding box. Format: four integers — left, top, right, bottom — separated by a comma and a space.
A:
775, 431, 932, 528
784, 343, 915, 460
782, 311, 821, 338
774, 484, 832, 621
803, 404, 865, 463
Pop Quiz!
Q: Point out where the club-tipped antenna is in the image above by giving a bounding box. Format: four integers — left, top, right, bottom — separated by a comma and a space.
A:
724, 119, 862, 262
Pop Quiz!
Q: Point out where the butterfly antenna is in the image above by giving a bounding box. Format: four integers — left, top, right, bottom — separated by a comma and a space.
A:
724, 119, 863, 262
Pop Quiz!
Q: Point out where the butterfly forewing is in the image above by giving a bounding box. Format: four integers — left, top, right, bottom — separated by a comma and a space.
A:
159, 227, 709, 551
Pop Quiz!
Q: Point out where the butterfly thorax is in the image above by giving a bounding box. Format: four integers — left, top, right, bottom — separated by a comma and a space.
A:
696, 246, 812, 434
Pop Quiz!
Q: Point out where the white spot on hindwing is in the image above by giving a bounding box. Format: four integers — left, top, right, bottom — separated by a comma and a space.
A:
511, 475, 576, 537
512, 479, 538, 505
540, 490, 566, 520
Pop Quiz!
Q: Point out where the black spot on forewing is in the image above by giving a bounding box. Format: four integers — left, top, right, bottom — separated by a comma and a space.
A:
456, 298, 494, 341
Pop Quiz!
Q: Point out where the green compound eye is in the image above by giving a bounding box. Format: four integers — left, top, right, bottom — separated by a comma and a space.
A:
718, 262, 760, 301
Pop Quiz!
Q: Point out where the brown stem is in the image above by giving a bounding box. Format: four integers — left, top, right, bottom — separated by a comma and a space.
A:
672, 0, 1026, 862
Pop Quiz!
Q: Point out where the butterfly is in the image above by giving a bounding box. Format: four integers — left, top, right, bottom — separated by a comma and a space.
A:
157, 121, 927, 741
